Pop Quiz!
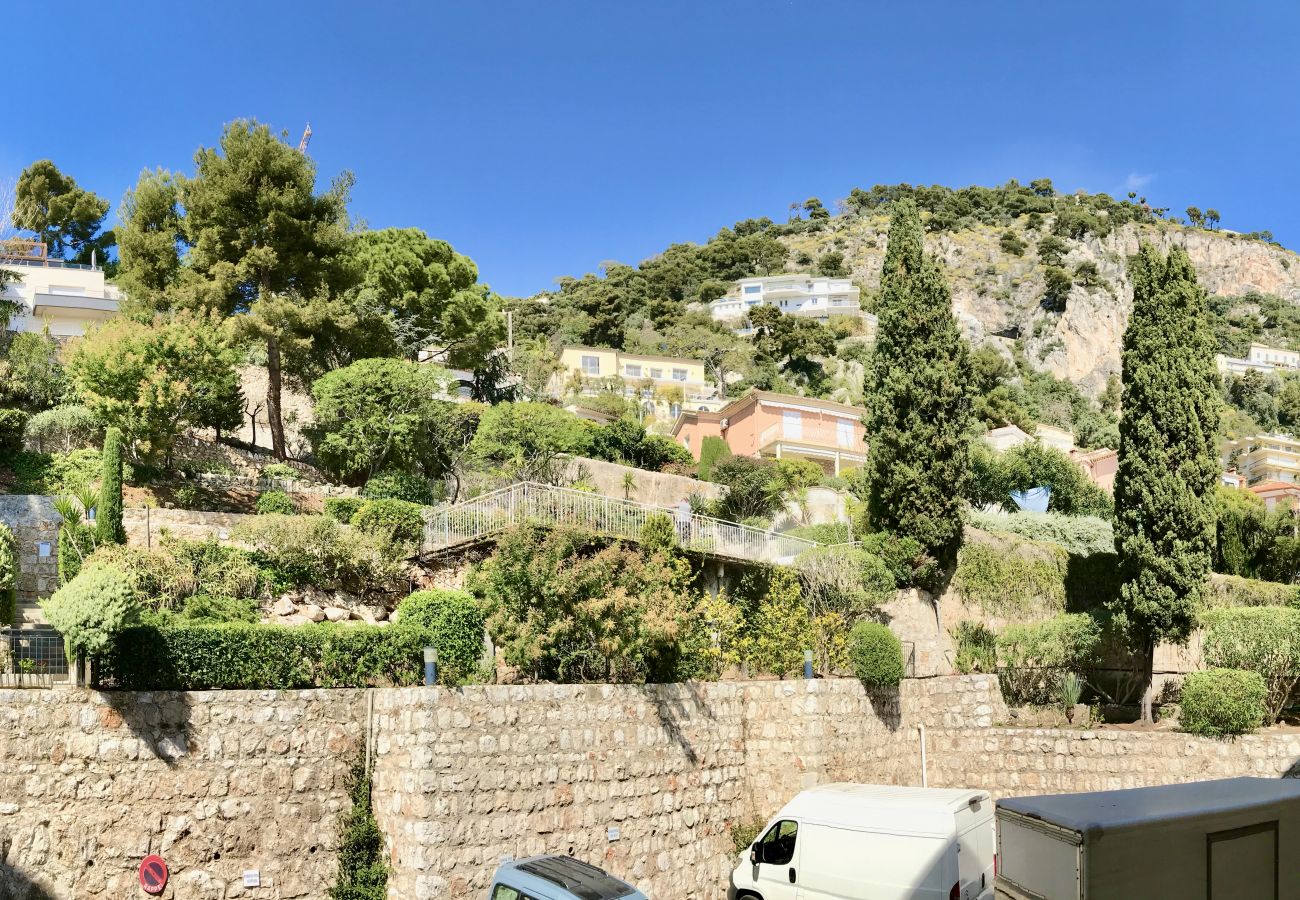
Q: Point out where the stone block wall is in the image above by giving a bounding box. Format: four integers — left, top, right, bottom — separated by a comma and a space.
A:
123, 508, 257, 550
0, 496, 59, 627
0, 689, 365, 898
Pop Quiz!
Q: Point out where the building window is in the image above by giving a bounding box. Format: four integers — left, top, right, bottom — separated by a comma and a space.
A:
837, 419, 853, 448
624, 364, 642, 377
782, 410, 802, 439
649, 368, 663, 379
580, 355, 600, 376
682, 434, 691, 449
743, 284, 762, 294
670, 403, 681, 418
672, 368, 687, 381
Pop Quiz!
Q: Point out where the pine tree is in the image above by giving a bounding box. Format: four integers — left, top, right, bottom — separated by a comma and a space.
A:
1113, 244, 1220, 722
97, 427, 126, 545
864, 199, 972, 562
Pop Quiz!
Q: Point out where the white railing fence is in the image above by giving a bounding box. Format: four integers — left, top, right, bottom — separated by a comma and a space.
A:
423, 481, 818, 565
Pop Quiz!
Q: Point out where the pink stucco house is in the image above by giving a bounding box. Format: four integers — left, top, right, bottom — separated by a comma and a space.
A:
670, 390, 866, 475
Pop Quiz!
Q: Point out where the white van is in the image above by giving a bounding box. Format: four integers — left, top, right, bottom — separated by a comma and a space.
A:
728, 783, 995, 900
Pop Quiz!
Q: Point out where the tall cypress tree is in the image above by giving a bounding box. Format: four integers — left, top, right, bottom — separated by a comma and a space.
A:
1113, 244, 1219, 722
864, 199, 972, 562
97, 427, 126, 545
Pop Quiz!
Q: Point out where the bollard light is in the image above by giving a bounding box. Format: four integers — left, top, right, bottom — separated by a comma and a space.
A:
424, 647, 438, 686
803, 649, 814, 680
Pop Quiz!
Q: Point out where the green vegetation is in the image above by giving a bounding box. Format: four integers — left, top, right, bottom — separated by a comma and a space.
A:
995, 613, 1102, 705
41, 565, 143, 657
23, 406, 99, 453
1179, 669, 1267, 737
1114, 245, 1220, 721
1201, 606, 1300, 723
324, 497, 365, 523
360, 470, 433, 505
393, 590, 486, 684
0, 524, 17, 627
952, 621, 997, 674
234, 515, 409, 603
847, 621, 905, 687
966, 509, 1114, 557
14, 159, 115, 266
329, 755, 388, 900
96, 427, 125, 545
351, 499, 425, 545
967, 442, 1112, 517
953, 541, 1068, 618
0, 409, 26, 456
255, 490, 297, 515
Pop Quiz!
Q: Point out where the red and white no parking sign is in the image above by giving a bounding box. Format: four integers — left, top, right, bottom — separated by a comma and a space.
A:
139, 854, 169, 894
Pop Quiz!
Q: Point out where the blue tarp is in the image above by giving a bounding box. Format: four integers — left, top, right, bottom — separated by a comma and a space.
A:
1009, 486, 1051, 513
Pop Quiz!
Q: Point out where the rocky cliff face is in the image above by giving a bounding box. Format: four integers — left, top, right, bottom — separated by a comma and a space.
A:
784, 218, 1300, 396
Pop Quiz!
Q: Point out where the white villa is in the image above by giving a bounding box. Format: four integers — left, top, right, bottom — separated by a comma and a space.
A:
1, 242, 120, 337
709, 274, 862, 324
1216, 343, 1300, 378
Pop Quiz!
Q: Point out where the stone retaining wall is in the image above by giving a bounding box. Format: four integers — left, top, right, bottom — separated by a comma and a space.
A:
123, 507, 256, 549
0, 689, 365, 899
0, 496, 59, 626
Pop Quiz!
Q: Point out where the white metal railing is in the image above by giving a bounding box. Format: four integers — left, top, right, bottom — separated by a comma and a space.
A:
423, 481, 819, 564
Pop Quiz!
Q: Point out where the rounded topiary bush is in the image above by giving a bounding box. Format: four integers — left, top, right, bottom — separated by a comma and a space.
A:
40, 564, 143, 656
351, 499, 425, 545
255, 490, 297, 515
395, 590, 486, 684
324, 497, 365, 524
1180, 668, 1267, 737
847, 621, 905, 687
361, 471, 432, 505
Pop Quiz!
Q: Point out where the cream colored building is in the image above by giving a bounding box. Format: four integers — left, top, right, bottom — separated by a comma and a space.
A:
709, 274, 862, 323
1221, 433, 1300, 486
553, 346, 724, 426
983, 423, 1076, 453
1, 246, 121, 337
1216, 343, 1300, 378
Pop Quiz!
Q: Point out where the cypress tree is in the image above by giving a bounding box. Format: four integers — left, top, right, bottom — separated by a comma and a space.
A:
864, 199, 972, 562
97, 427, 125, 545
1113, 244, 1220, 722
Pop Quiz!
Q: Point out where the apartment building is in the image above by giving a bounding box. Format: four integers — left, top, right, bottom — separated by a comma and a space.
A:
709, 274, 862, 323
1, 242, 121, 337
671, 390, 866, 476
553, 346, 724, 423
1221, 433, 1300, 486
1216, 343, 1300, 378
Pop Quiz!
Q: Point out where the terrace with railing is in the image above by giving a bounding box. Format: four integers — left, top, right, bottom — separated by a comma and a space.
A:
422, 481, 818, 564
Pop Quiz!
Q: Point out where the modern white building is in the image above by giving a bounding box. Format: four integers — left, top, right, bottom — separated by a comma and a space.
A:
1216, 343, 1300, 378
1, 243, 121, 337
709, 274, 862, 323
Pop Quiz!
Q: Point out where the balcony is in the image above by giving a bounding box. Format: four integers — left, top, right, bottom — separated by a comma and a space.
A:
31, 292, 119, 318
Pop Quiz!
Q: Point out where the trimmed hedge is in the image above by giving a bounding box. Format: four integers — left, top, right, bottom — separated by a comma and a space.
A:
324, 497, 365, 524
847, 621, 905, 687
256, 490, 297, 515
99, 590, 486, 690
996, 613, 1102, 706
1201, 606, 1300, 723
1180, 668, 1267, 737
351, 499, 425, 544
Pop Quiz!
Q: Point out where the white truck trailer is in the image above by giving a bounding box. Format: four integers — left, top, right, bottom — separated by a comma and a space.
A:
995, 776, 1300, 899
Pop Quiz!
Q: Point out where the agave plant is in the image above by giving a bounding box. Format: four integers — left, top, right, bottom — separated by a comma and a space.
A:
1058, 671, 1085, 722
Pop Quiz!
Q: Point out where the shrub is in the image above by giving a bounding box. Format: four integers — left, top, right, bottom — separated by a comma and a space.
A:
23, 405, 100, 453
0, 523, 17, 627
847, 621, 905, 687
0, 408, 29, 455
858, 531, 926, 588
746, 568, 815, 678
793, 545, 894, 619
952, 621, 997, 674
996, 613, 1102, 705
1205, 575, 1300, 609
325, 497, 365, 523
330, 754, 388, 900
256, 490, 297, 515
967, 509, 1114, 557
954, 541, 1068, 617
361, 470, 432, 505
351, 499, 425, 545
1180, 668, 1267, 737
784, 522, 851, 544
1202, 606, 1300, 723
730, 820, 766, 854
697, 435, 732, 481
98, 620, 438, 690
394, 590, 485, 684
234, 515, 408, 601
639, 512, 678, 553
709, 456, 783, 521
261, 462, 301, 481
41, 564, 143, 656
97, 426, 125, 545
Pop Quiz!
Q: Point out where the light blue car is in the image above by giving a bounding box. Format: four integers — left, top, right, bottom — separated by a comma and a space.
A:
486, 855, 649, 900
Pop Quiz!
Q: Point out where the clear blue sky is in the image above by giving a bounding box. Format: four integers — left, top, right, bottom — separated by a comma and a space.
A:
5, 0, 1297, 297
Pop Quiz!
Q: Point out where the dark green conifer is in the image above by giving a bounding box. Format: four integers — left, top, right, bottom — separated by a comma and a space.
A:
864, 199, 972, 561
1113, 244, 1220, 721
97, 427, 126, 545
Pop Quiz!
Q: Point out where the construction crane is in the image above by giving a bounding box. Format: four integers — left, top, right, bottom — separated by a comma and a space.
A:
296, 123, 313, 154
